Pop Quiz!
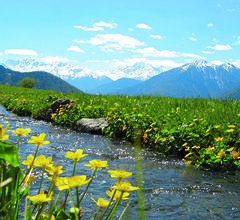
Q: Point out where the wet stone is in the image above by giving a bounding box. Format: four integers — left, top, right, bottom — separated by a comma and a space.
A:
75, 118, 109, 135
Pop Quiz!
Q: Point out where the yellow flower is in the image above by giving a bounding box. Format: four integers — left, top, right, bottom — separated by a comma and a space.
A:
28, 133, 50, 147
41, 214, 55, 220
161, 138, 167, 142
185, 146, 190, 151
216, 150, 226, 158
150, 122, 157, 127
228, 125, 236, 128
51, 113, 57, 119
112, 181, 139, 192
28, 192, 54, 203
205, 128, 211, 133
0, 124, 9, 141
22, 174, 36, 185
214, 125, 221, 129
65, 149, 88, 162
215, 137, 224, 142
49, 176, 69, 191
193, 118, 198, 121
45, 165, 63, 175
67, 175, 91, 188
189, 123, 194, 126
227, 129, 234, 133
91, 198, 111, 208
84, 159, 108, 170
192, 145, 200, 149
34, 155, 52, 167
108, 169, 132, 179
206, 146, 214, 152
185, 152, 193, 158
154, 136, 160, 143
12, 128, 31, 136
106, 190, 129, 200
226, 147, 234, 152
122, 125, 127, 131
182, 143, 188, 147
185, 160, 192, 165
22, 154, 35, 168
231, 151, 240, 159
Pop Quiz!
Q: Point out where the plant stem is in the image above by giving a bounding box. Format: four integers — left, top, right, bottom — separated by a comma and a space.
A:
20, 146, 39, 185
78, 168, 97, 205
37, 167, 45, 194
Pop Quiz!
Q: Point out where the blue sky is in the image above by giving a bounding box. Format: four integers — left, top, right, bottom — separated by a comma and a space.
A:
1, 0, 240, 74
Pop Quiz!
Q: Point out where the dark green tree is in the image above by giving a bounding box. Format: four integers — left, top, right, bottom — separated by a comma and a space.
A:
17, 77, 39, 88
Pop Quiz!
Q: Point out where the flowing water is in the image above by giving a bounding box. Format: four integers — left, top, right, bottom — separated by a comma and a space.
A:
0, 106, 240, 219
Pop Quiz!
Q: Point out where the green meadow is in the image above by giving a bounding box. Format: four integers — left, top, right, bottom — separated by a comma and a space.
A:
0, 84, 240, 171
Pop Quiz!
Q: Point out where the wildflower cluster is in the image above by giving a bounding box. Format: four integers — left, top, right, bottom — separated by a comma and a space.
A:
0, 124, 139, 219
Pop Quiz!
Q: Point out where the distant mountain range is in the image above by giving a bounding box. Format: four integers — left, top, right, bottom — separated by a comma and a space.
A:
2, 58, 240, 98
117, 60, 240, 98
0, 65, 82, 93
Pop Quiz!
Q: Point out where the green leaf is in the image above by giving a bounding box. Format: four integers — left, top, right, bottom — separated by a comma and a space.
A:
0, 141, 19, 167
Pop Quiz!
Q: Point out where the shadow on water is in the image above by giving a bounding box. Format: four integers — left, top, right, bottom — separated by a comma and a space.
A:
0, 106, 240, 219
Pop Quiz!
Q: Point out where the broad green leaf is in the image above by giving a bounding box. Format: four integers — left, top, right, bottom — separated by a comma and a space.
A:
0, 141, 19, 167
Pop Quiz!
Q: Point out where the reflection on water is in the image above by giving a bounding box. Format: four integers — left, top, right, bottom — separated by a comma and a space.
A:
0, 106, 240, 219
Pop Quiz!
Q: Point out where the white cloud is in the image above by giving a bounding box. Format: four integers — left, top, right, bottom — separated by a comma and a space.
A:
74, 25, 104, 31
150, 34, 165, 39
232, 60, 240, 68
74, 21, 117, 32
128, 28, 134, 31
77, 34, 145, 51
40, 56, 69, 64
93, 21, 117, 29
208, 23, 214, 27
189, 37, 197, 41
206, 44, 232, 51
135, 47, 178, 58
136, 24, 152, 30
235, 36, 240, 45
88, 60, 110, 63
202, 50, 214, 54
211, 60, 225, 65
67, 45, 85, 53
5, 49, 38, 56
134, 47, 204, 59
182, 53, 205, 59
0, 52, 3, 56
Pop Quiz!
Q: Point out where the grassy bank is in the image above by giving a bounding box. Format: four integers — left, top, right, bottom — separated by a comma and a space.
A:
0, 84, 240, 171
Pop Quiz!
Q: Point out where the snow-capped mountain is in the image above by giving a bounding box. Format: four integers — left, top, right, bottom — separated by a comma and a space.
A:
119, 60, 240, 98
111, 62, 167, 80
4, 58, 99, 80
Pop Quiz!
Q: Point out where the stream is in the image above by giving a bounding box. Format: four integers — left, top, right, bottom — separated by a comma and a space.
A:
0, 106, 240, 219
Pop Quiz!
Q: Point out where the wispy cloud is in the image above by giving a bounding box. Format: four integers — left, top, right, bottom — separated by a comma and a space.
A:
135, 47, 178, 57
202, 50, 214, 54
67, 45, 85, 53
0, 52, 3, 56
74, 21, 117, 32
206, 44, 232, 51
207, 23, 214, 27
88, 60, 110, 63
136, 24, 152, 30
5, 49, 38, 56
76, 34, 145, 51
189, 37, 197, 41
93, 21, 117, 29
150, 34, 165, 39
134, 47, 204, 59
234, 36, 240, 45
74, 25, 104, 31
40, 56, 69, 63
